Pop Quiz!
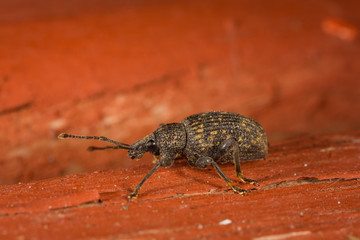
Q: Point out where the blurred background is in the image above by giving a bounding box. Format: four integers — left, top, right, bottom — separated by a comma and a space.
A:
0, 0, 359, 185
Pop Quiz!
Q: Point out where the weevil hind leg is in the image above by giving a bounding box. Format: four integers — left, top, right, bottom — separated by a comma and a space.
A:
217, 138, 259, 186
195, 157, 248, 195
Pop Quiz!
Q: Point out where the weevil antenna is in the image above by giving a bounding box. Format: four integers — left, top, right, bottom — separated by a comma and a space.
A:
58, 133, 131, 150
86, 145, 130, 151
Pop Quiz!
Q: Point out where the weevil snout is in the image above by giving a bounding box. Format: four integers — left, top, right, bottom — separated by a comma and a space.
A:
128, 133, 159, 159
128, 148, 144, 159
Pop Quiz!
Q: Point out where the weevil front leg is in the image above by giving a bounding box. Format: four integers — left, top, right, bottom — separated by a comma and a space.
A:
129, 154, 175, 199
218, 138, 259, 186
195, 157, 249, 195
129, 162, 161, 199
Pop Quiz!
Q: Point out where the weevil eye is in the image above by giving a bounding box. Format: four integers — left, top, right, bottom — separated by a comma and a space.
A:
146, 140, 160, 155
146, 140, 156, 148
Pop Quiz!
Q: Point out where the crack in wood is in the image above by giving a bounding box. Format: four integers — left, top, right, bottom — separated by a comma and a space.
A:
260, 177, 360, 190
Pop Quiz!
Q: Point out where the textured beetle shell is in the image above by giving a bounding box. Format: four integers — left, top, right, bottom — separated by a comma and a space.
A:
154, 123, 186, 157
182, 111, 268, 165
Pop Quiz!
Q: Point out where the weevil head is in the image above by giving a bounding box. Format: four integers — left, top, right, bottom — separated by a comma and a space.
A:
128, 133, 160, 159
128, 123, 186, 160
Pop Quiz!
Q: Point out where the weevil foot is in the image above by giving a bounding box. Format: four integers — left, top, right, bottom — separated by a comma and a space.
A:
225, 178, 249, 195
231, 185, 249, 195
128, 192, 138, 200
243, 178, 259, 186
238, 174, 259, 186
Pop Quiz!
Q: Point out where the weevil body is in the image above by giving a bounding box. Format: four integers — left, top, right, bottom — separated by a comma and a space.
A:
59, 111, 268, 199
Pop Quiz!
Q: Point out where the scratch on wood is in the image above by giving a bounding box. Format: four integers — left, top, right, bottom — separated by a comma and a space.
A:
0, 102, 32, 116
253, 231, 312, 240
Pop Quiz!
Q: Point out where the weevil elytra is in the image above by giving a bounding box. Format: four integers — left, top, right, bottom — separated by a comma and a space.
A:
58, 111, 268, 199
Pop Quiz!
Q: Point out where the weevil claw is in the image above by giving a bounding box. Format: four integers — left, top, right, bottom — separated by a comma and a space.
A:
232, 186, 249, 195
128, 192, 137, 200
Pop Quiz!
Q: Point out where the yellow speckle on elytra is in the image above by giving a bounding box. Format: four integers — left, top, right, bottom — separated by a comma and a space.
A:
195, 135, 202, 139
246, 127, 250, 132
210, 131, 218, 135
222, 130, 226, 134
241, 123, 246, 127
197, 128, 204, 133
208, 136, 215, 141
226, 135, 231, 140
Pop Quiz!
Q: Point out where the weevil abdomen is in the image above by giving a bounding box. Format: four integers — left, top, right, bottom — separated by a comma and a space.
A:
182, 111, 267, 165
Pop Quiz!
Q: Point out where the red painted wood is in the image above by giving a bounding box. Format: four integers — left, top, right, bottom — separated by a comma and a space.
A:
0, 1, 359, 239
1, 0, 360, 185
0, 133, 359, 239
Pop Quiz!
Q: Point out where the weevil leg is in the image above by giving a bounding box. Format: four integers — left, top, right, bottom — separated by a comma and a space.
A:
218, 138, 259, 186
129, 155, 175, 199
129, 162, 161, 199
195, 157, 249, 195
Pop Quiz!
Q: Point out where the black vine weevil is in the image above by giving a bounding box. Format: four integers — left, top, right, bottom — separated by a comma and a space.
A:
58, 111, 268, 199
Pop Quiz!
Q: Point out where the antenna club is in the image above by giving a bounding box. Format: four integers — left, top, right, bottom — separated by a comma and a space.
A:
58, 133, 68, 139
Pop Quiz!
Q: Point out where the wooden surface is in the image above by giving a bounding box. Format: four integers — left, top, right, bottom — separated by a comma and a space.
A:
0, 133, 359, 239
1, 1, 360, 239
1, 0, 360, 185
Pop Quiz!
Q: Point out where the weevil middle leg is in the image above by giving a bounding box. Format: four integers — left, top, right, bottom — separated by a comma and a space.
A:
195, 137, 259, 194
217, 138, 259, 186
195, 156, 249, 195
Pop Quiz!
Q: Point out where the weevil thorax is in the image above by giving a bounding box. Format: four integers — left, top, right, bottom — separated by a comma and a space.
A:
153, 123, 187, 157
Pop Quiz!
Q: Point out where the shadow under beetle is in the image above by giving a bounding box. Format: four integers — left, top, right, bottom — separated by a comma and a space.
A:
58, 111, 268, 199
